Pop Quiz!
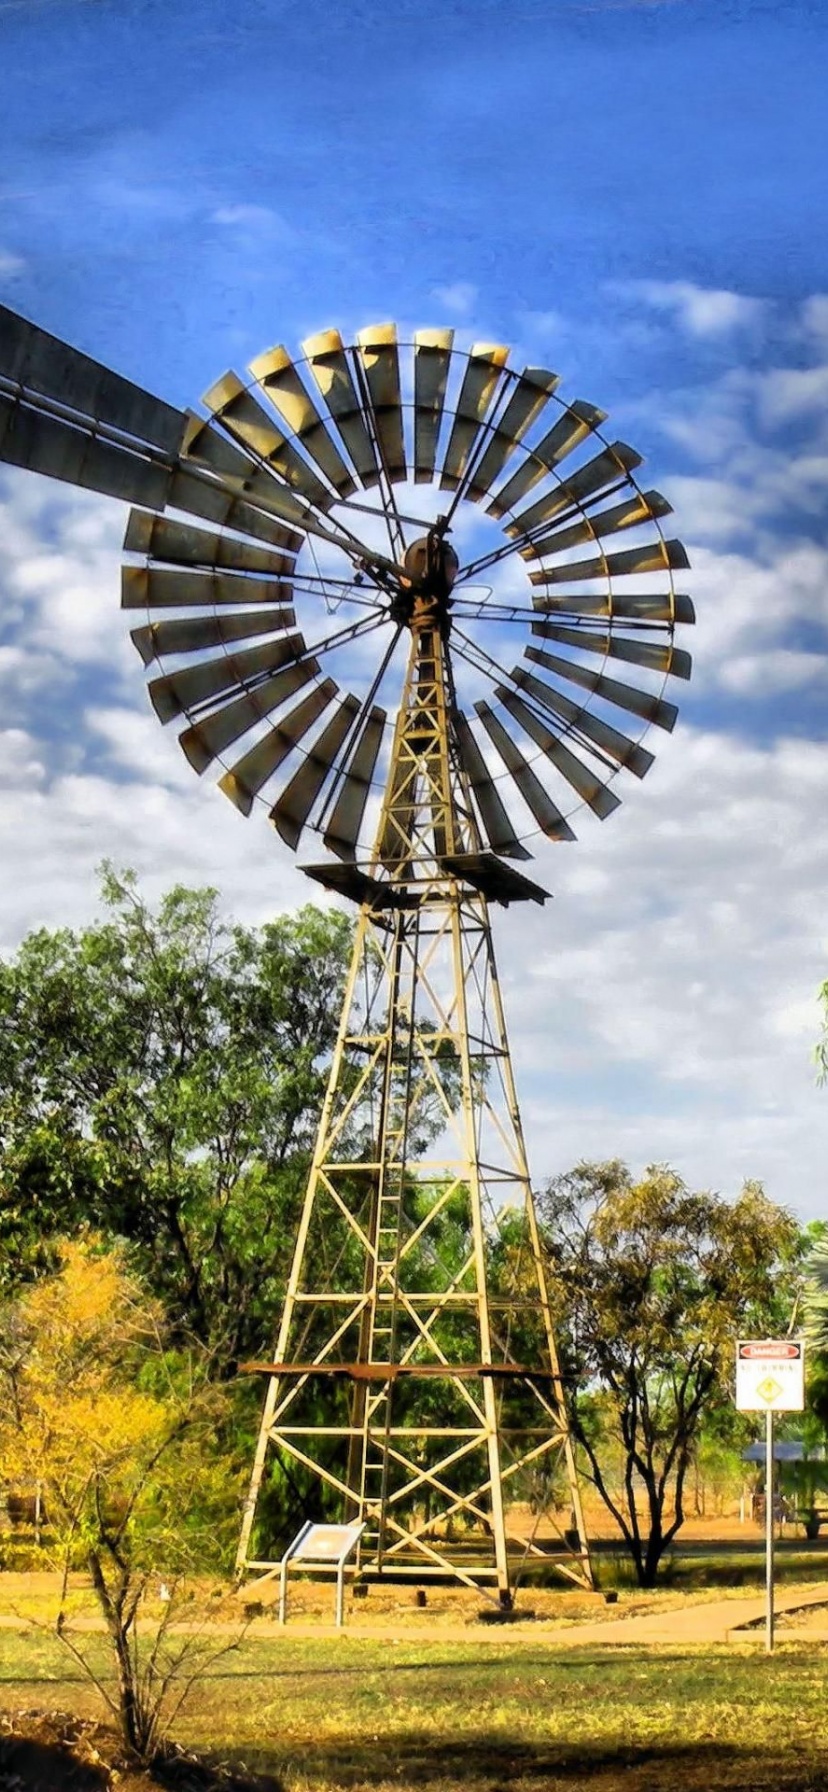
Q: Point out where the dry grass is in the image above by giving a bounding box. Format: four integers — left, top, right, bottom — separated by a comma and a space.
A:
2, 1616, 828, 1791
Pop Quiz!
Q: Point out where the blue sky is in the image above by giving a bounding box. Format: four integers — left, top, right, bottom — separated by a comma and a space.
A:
1, 0, 827, 1217
3, 0, 826, 393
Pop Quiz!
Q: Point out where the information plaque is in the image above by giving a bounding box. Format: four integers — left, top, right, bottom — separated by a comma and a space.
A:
279, 1519, 365, 1628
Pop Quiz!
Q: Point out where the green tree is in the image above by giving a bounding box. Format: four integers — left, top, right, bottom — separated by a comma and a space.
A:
815, 979, 828, 1083
801, 1232, 828, 1348
0, 868, 354, 1364
800, 1226, 828, 1435
539, 1161, 800, 1586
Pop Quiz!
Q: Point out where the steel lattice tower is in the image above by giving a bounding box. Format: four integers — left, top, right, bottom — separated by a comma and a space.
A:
236, 571, 592, 1601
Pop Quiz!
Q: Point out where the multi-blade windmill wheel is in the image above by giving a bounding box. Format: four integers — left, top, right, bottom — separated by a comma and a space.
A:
0, 309, 693, 1605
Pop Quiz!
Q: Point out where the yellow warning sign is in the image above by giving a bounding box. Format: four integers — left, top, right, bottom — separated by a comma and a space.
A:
755, 1376, 783, 1404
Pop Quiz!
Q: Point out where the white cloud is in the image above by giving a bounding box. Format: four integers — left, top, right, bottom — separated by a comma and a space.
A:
0, 474, 133, 675
0, 727, 46, 787
620, 279, 765, 339
0, 645, 30, 684
87, 705, 197, 792
799, 295, 828, 347
503, 724, 828, 1213
211, 204, 295, 243
0, 715, 312, 950
772, 995, 822, 1043
90, 177, 196, 222
684, 541, 828, 691
431, 282, 478, 318
760, 364, 828, 427
718, 649, 825, 698
0, 249, 25, 282
661, 474, 757, 544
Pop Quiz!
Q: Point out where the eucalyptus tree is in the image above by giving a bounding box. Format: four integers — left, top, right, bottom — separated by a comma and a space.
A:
539, 1161, 800, 1586
0, 868, 354, 1364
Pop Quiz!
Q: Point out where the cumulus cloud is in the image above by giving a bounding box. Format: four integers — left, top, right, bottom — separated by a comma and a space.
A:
0, 249, 25, 282
717, 649, 826, 698
760, 364, 828, 427
618, 279, 765, 339
431, 282, 478, 318
799, 295, 828, 347
0, 474, 133, 676
211, 204, 295, 243
683, 542, 828, 691
0, 709, 311, 951
86, 705, 197, 792
503, 724, 828, 1210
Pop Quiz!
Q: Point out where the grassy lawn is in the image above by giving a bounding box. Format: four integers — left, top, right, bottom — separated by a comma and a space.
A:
1, 1629, 828, 1791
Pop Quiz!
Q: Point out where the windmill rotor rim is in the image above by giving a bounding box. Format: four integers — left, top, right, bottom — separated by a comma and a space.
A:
111, 320, 694, 865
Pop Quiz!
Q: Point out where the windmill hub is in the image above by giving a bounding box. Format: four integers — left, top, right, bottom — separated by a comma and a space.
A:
400, 529, 460, 630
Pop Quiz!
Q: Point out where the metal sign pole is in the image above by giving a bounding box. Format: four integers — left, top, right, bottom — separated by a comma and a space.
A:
765, 1407, 774, 1655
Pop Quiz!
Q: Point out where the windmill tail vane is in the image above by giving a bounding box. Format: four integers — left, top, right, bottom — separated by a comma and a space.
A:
0, 305, 693, 1602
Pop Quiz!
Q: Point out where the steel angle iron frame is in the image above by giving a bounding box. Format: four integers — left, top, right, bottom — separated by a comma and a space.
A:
0, 310, 694, 1604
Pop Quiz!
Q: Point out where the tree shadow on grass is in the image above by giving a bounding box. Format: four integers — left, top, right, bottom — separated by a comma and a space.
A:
0, 1737, 283, 1792
151, 1746, 282, 1790
0, 1733, 109, 1790
221, 1734, 828, 1792
0, 1721, 283, 1792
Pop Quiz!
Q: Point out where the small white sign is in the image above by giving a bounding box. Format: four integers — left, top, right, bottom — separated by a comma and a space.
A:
289, 1521, 364, 1565
736, 1339, 804, 1412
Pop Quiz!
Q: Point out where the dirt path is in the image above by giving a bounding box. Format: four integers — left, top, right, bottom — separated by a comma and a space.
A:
7, 1587, 828, 1648
544, 1578, 828, 1645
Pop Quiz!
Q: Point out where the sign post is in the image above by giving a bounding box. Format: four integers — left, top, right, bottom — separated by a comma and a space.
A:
736, 1339, 804, 1655
765, 1406, 774, 1652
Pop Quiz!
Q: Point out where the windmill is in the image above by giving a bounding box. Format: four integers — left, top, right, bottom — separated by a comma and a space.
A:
0, 309, 692, 1605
